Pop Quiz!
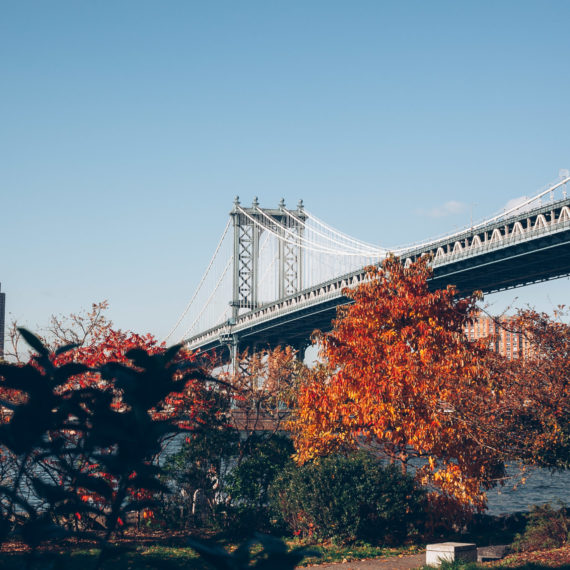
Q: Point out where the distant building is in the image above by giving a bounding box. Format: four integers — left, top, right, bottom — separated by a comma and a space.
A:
0, 283, 4, 358
465, 314, 530, 359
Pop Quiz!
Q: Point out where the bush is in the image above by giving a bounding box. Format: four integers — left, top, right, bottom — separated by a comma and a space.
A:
269, 452, 426, 543
225, 435, 294, 507
160, 432, 294, 534
215, 434, 295, 536
159, 414, 238, 529
513, 502, 570, 552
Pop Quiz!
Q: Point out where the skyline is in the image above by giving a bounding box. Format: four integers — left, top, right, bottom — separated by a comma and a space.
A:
2, 1, 570, 344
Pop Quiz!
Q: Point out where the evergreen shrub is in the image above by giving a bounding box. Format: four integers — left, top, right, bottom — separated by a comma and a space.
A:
269, 452, 426, 543
218, 434, 295, 536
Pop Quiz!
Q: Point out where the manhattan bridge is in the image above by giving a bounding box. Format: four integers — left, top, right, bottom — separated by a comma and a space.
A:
164, 175, 570, 360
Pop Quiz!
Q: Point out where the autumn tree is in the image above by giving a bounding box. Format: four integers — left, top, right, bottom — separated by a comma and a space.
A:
292, 256, 505, 512
4, 301, 113, 364
0, 328, 218, 563
495, 308, 570, 470
1, 302, 215, 428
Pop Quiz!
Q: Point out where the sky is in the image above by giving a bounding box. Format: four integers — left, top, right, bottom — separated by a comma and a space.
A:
2, 0, 570, 344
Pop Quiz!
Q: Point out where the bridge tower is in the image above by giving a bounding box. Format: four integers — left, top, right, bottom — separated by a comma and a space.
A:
230, 197, 306, 322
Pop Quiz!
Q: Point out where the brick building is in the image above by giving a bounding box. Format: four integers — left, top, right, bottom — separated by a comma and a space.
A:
465, 314, 530, 359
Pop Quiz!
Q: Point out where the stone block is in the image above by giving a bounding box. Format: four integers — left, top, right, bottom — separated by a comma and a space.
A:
477, 544, 510, 562
426, 542, 477, 566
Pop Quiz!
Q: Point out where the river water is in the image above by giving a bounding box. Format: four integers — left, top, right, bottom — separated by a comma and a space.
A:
486, 464, 570, 515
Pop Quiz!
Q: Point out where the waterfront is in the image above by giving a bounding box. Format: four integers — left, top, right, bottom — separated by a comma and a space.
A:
486, 464, 570, 515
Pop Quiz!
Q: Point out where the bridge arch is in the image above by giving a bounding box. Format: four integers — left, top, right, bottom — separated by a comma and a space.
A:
490, 228, 503, 243
470, 235, 483, 249
559, 206, 570, 223
534, 214, 548, 230
511, 221, 524, 236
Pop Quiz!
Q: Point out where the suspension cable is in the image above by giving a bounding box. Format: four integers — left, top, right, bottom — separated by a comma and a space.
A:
241, 205, 384, 257
179, 255, 233, 341
163, 219, 231, 343
285, 208, 388, 255
395, 176, 570, 252
302, 210, 388, 253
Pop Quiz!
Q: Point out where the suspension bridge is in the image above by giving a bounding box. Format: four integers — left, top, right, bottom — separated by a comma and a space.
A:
164, 175, 570, 359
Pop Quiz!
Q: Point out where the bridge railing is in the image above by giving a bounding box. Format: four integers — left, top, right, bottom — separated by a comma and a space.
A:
186, 270, 368, 349
431, 215, 570, 268
413, 200, 570, 267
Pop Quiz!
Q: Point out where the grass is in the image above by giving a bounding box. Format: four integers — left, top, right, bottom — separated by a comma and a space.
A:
0, 538, 422, 569
296, 540, 422, 565
5, 540, 570, 569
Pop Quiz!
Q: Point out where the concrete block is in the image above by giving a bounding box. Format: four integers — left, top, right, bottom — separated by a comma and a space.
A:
477, 544, 510, 562
426, 542, 477, 566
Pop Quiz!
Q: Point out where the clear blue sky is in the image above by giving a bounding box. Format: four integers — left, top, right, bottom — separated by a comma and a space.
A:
2, 0, 570, 342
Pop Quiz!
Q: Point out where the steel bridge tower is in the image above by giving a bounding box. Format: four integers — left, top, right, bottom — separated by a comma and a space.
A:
230, 197, 306, 323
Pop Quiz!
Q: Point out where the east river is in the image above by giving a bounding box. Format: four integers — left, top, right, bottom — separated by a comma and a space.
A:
486, 465, 570, 515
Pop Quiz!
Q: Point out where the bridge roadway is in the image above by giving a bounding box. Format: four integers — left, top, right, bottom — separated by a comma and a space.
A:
187, 197, 570, 356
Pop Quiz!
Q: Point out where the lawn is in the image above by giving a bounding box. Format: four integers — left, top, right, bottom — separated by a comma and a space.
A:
0, 536, 422, 569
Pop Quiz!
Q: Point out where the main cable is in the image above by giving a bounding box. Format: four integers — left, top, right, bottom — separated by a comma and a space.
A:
162, 219, 231, 343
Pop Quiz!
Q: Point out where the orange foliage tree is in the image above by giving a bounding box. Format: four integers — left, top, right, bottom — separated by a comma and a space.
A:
292, 256, 505, 512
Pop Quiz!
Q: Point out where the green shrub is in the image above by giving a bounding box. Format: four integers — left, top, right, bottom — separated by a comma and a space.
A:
217, 434, 294, 536
160, 432, 294, 534
513, 502, 570, 552
269, 452, 426, 543
225, 435, 294, 505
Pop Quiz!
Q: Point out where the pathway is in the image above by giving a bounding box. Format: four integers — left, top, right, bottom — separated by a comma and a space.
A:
309, 552, 425, 570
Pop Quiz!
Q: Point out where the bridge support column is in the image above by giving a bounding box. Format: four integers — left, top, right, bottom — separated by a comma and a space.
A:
230, 197, 306, 324
278, 199, 305, 299
231, 197, 260, 321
